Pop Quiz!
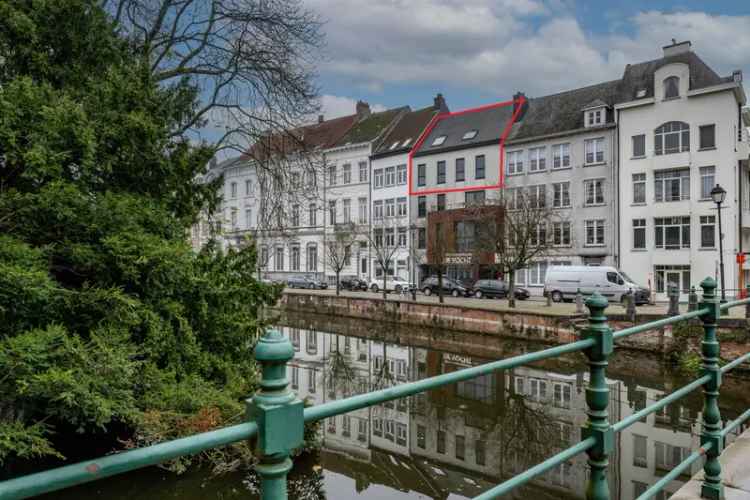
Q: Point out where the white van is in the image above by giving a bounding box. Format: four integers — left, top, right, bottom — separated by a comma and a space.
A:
544, 266, 650, 304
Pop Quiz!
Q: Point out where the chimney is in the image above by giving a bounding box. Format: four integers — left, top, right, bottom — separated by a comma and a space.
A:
663, 39, 691, 57
356, 100, 371, 120
512, 92, 528, 121
318, 114, 324, 124
732, 70, 743, 84
433, 93, 449, 112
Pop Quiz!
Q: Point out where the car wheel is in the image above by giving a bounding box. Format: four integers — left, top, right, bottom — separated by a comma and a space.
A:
423, 287, 432, 296
475, 290, 483, 299
308, 283, 315, 290
551, 290, 563, 303
371, 284, 379, 293
451, 289, 460, 298
395, 285, 402, 293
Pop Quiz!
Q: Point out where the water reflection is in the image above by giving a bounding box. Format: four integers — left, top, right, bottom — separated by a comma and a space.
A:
283, 324, 748, 500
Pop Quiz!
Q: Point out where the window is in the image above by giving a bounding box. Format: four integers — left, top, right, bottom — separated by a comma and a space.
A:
274, 247, 284, 271
374, 228, 383, 248
245, 179, 253, 195
655, 122, 690, 155
417, 164, 426, 186
633, 219, 646, 249
455, 158, 465, 182
505, 187, 523, 211
507, 150, 523, 175
291, 204, 300, 227
401, 138, 412, 147
552, 143, 570, 169
342, 199, 351, 223
308, 369, 317, 393
529, 147, 546, 172
466, 190, 485, 206
245, 209, 252, 228
373, 200, 383, 220
358, 197, 368, 224
437, 161, 446, 184
584, 178, 605, 205
553, 221, 571, 246
474, 155, 485, 179
397, 197, 407, 217
342, 164, 351, 184
462, 130, 478, 140
655, 442, 689, 470
700, 124, 716, 150
306, 245, 317, 271
432, 135, 447, 146
700, 215, 716, 248
418, 196, 426, 218
385, 166, 396, 186
374, 169, 383, 188
373, 418, 382, 437
328, 200, 336, 224
552, 182, 570, 208
291, 246, 300, 271
230, 208, 238, 228
663, 76, 680, 99
584, 138, 605, 164
528, 261, 548, 285
529, 378, 547, 401
385, 198, 395, 217
654, 265, 691, 293
655, 216, 690, 249
418, 228, 426, 249
700, 166, 715, 199
587, 109, 603, 126
436, 193, 446, 211
633, 173, 646, 204
308, 203, 317, 226
389, 140, 400, 150
417, 425, 426, 449
528, 184, 546, 208
633, 435, 648, 468
585, 220, 605, 246
359, 161, 368, 182
397, 164, 407, 184
328, 165, 337, 185
398, 227, 407, 247
632, 134, 646, 157
437, 430, 446, 454
230, 182, 237, 198
655, 168, 690, 202
291, 365, 299, 389
455, 435, 465, 460
553, 383, 572, 408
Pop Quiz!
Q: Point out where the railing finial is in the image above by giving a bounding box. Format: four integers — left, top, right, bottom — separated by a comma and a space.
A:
249, 328, 303, 499
699, 277, 724, 500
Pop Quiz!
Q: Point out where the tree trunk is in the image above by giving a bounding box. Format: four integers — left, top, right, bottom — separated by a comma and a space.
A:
382, 273, 387, 300
336, 269, 340, 296
437, 267, 444, 304
508, 272, 516, 309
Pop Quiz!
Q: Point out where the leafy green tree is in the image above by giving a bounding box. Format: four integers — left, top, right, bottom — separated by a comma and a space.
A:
0, 0, 279, 466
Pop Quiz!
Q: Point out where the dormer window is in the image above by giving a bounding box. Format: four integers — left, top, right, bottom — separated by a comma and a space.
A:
587, 110, 603, 127
389, 141, 400, 150
462, 130, 478, 140
664, 76, 680, 99
431, 135, 447, 146
401, 138, 412, 147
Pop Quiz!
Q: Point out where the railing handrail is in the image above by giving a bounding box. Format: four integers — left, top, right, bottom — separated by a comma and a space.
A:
3, 278, 750, 500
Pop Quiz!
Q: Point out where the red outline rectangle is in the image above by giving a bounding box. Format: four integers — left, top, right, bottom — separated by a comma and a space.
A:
408, 96, 525, 197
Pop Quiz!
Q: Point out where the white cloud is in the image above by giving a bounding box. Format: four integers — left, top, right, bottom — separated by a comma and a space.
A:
312, 1, 750, 100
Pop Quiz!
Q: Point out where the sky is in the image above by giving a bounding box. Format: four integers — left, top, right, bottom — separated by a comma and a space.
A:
308, 0, 750, 119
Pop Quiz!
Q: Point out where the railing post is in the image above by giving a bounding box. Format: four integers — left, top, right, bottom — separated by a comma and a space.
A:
745, 284, 750, 319
576, 288, 584, 314
668, 283, 680, 316
582, 292, 614, 500
699, 277, 724, 500
248, 329, 304, 500
625, 288, 636, 323
688, 286, 698, 312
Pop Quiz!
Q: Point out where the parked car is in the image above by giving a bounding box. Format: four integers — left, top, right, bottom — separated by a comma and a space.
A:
369, 277, 413, 293
420, 276, 470, 297
543, 265, 650, 304
471, 279, 530, 300
287, 275, 328, 290
340, 277, 368, 291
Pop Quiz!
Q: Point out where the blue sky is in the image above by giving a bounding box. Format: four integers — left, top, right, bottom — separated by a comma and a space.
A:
307, 0, 750, 118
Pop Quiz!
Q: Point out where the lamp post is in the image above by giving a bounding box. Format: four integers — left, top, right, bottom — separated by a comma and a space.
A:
710, 184, 727, 304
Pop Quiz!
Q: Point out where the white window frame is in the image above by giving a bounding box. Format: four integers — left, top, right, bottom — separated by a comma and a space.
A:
633, 219, 646, 250
552, 182, 570, 208
359, 161, 368, 182
528, 147, 546, 172
358, 197, 368, 224
632, 173, 646, 204
654, 168, 690, 202
397, 197, 407, 217
654, 216, 690, 250
699, 166, 715, 200
374, 168, 383, 189
342, 164, 351, 184
397, 164, 407, 185
552, 221, 571, 247
584, 138, 605, 164
584, 178, 605, 206
584, 219, 605, 246
552, 143, 570, 169
507, 150, 524, 175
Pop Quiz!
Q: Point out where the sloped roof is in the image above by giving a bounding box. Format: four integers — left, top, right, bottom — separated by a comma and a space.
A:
372, 105, 441, 158
334, 107, 408, 147
582, 98, 608, 109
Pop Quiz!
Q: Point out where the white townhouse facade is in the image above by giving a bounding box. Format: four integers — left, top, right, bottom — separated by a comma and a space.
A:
616, 41, 750, 300
369, 102, 442, 285
323, 104, 407, 285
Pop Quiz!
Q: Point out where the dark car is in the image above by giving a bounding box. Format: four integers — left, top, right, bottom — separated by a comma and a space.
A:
471, 279, 530, 300
420, 276, 470, 297
287, 275, 328, 289
340, 277, 368, 291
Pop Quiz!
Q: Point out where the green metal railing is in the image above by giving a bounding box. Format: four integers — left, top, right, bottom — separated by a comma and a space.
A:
2, 276, 750, 500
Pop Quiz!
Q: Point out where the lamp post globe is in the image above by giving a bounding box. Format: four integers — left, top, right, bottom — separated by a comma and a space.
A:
710, 184, 726, 205
711, 184, 727, 304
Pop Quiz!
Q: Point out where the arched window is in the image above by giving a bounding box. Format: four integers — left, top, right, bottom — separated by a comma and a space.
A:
655, 121, 690, 155
306, 244, 318, 272
663, 76, 680, 99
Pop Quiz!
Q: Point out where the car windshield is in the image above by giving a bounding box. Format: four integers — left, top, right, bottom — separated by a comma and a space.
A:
618, 270, 635, 284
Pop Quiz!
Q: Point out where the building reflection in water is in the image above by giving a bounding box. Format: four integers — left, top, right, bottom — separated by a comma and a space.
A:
282, 325, 744, 500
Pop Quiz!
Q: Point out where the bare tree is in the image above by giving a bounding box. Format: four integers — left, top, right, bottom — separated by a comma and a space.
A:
407, 225, 426, 301
326, 222, 357, 296
363, 218, 401, 299
428, 221, 449, 304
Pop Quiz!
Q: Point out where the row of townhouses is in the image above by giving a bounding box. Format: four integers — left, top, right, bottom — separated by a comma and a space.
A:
192, 41, 750, 301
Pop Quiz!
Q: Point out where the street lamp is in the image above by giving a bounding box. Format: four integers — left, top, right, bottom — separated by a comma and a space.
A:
710, 184, 727, 303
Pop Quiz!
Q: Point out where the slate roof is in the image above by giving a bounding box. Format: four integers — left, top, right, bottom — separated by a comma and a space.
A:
334, 106, 408, 147
413, 104, 515, 157
372, 105, 441, 158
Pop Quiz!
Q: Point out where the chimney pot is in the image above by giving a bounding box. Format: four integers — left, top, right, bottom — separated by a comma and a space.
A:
512, 92, 528, 120
318, 114, 324, 123
433, 93, 448, 112
663, 40, 691, 57
356, 100, 371, 120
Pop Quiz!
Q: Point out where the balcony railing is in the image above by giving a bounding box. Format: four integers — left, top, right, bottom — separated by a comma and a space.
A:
2, 277, 750, 499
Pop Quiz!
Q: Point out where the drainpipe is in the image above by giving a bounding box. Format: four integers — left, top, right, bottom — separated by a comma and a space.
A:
615, 109, 621, 269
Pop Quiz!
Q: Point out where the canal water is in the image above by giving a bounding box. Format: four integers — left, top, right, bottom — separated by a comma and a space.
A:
46, 313, 750, 500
